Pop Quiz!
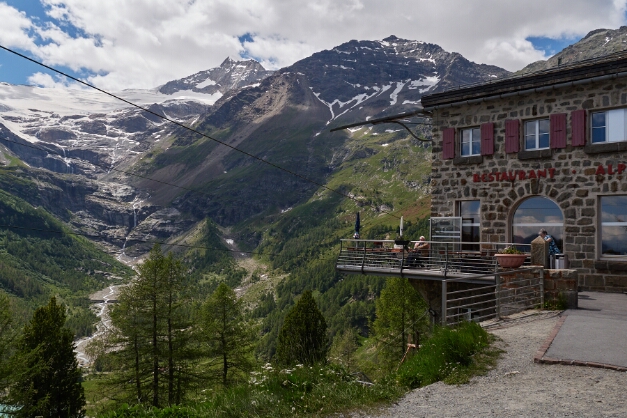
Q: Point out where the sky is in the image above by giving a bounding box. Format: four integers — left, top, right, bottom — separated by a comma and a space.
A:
0, 0, 626, 91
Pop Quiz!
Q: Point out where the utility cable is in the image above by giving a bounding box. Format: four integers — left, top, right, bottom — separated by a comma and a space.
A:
0, 44, 401, 220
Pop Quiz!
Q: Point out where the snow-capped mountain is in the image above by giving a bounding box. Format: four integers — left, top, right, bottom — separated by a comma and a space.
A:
284, 35, 510, 126
158, 57, 273, 96
0, 36, 510, 255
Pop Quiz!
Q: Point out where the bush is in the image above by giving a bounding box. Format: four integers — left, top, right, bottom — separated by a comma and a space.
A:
396, 321, 490, 388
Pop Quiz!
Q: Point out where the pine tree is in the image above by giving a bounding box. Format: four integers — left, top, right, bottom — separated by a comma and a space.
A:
372, 278, 428, 368
8, 297, 85, 418
276, 290, 328, 366
201, 282, 255, 386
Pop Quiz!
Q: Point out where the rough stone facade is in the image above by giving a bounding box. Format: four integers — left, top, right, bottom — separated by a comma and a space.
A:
429, 77, 627, 293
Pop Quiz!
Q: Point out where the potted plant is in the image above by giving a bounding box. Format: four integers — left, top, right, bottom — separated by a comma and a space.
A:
495, 246, 527, 268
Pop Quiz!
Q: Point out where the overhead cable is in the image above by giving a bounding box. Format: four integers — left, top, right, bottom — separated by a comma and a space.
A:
0, 44, 401, 220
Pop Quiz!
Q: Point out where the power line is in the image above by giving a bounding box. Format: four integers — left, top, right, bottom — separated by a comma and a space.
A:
0, 44, 401, 220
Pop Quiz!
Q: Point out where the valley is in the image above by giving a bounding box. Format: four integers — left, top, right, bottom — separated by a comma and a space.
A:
1, 24, 625, 416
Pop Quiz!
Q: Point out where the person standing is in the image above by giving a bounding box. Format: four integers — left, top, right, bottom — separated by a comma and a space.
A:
539, 229, 560, 255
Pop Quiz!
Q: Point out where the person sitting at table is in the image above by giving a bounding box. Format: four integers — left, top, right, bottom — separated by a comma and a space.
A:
414, 236, 430, 254
407, 236, 429, 268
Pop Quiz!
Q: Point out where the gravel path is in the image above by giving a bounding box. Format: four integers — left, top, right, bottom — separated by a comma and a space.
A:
367, 312, 627, 418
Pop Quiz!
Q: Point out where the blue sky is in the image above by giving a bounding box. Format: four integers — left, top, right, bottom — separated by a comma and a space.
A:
0, 1, 625, 90
0, 0, 86, 85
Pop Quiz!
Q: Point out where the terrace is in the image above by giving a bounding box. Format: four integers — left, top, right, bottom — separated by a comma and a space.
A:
335, 239, 532, 284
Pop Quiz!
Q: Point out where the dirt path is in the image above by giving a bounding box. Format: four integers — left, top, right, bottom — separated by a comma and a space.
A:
367, 312, 627, 418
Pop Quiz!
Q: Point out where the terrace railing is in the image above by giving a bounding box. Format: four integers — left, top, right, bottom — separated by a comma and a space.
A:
336, 239, 531, 281
441, 266, 544, 326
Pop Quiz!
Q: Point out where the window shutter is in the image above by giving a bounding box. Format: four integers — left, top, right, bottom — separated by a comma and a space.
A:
504, 120, 520, 153
571, 109, 586, 147
550, 113, 567, 149
442, 128, 455, 159
480, 123, 494, 156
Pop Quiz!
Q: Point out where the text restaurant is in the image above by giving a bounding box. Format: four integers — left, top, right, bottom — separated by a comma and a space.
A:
421, 51, 627, 293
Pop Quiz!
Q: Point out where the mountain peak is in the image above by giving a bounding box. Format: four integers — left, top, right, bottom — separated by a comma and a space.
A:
517, 26, 627, 75
381, 35, 404, 42
158, 57, 273, 95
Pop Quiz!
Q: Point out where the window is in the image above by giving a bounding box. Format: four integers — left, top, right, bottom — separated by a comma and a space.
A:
458, 200, 480, 250
524, 119, 550, 150
460, 127, 481, 156
512, 197, 563, 249
591, 108, 627, 143
600, 196, 627, 257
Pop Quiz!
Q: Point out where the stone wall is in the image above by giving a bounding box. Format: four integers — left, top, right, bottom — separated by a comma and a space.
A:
544, 269, 578, 309
430, 77, 627, 292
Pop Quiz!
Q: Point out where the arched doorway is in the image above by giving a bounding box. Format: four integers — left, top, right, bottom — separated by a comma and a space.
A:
512, 196, 564, 251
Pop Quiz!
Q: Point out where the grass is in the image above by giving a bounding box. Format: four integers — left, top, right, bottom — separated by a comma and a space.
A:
97, 363, 403, 418
396, 321, 501, 388
94, 322, 500, 417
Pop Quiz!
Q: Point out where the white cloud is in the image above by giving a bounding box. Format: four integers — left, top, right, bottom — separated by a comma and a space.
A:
0, 0, 626, 89
0, 3, 37, 50
27, 71, 70, 88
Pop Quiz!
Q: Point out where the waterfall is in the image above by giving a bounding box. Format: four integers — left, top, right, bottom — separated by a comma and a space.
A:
133, 208, 137, 228
61, 147, 71, 174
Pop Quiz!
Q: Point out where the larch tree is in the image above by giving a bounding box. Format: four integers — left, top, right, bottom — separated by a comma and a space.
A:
0, 292, 15, 405
8, 297, 85, 418
201, 282, 255, 386
108, 244, 192, 407
276, 290, 328, 366
372, 277, 428, 367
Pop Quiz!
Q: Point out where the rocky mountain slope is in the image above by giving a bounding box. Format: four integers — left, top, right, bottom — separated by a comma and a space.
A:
0, 35, 509, 257
518, 26, 627, 74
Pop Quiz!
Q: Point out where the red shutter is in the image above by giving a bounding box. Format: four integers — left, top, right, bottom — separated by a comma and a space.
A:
571, 109, 586, 147
550, 113, 567, 149
505, 120, 520, 153
480, 123, 494, 156
442, 128, 455, 159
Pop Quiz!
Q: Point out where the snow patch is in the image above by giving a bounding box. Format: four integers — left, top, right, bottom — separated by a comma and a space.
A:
389, 81, 408, 105
195, 78, 216, 88
407, 76, 440, 93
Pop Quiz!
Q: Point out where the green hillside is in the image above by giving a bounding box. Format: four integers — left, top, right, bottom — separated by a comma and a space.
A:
0, 176, 133, 336
230, 129, 433, 359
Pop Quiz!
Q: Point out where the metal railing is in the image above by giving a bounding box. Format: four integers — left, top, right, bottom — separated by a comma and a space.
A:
441, 266, 544, 326
336, 239, 531, 280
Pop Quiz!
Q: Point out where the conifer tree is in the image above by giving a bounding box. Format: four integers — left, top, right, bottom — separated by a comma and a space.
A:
372, 278, 428, 366
276, 290, 328, 366
8, 297, 85, 418
108, 244, 192, 407
0, 292, 15, 404
201, 282, 255, 386
329, 327, 359, 371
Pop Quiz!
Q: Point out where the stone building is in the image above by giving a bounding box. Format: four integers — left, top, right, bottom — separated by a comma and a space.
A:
420, 51, 627, 293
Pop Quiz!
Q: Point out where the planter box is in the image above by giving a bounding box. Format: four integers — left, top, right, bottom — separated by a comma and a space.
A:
495, 254, 527, 269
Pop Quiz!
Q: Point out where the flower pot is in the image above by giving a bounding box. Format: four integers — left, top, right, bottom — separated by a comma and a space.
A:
495, 254, 527, 269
